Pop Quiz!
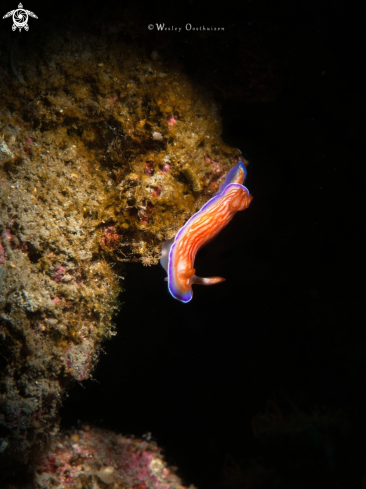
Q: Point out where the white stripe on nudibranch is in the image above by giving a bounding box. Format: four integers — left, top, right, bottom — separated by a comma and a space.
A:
160, 161, 252, 302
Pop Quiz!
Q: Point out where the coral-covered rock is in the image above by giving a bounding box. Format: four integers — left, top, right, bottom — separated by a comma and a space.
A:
0, 12, 247, 483
35, 426, 188, 489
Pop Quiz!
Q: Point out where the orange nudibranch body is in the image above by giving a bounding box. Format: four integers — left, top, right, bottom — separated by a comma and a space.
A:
160, 161, 252, 302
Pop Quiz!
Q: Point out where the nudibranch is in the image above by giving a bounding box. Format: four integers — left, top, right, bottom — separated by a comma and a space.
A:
160, 161, 252, 302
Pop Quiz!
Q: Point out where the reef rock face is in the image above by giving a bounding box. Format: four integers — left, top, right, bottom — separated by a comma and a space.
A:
0, 21, 244, 480
35, 425, 186, 489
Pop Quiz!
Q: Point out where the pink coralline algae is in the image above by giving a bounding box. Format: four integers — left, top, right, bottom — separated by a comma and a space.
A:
152, 186, 162, 198
100, 226, 120, 247
166, 116, 177, 127
145, 161, 155, 175
210, 160, 223, 174
204, 156, 223, 175
2, 227, 26, 251
35, 426, 189, 489
161, 163, 170, 173
53, 266, 67, 282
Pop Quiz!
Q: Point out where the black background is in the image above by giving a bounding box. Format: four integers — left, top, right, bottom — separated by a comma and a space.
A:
15, 0, 363, 486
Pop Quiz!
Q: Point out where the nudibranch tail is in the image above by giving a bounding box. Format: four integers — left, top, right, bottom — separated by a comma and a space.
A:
161, 161, 252, 303
191, 275, 225, 285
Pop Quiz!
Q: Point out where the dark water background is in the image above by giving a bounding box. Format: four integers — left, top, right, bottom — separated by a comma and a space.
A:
50, 0, 366, 487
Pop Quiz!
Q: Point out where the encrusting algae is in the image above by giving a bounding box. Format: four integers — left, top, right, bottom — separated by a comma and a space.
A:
0, 21, 247, 479
34, 425, 188, 489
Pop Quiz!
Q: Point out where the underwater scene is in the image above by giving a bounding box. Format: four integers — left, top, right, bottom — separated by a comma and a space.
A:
0, 0, 364, 488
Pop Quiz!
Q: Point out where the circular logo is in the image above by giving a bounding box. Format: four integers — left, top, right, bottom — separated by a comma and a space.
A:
12, 8, 28, 29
